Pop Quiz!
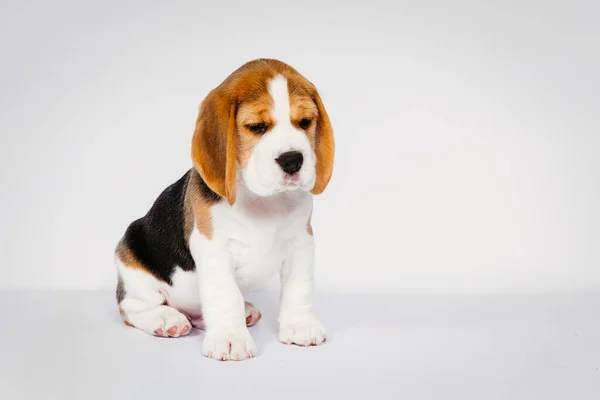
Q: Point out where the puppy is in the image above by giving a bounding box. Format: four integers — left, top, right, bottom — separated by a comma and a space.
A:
115, 59, 334, 361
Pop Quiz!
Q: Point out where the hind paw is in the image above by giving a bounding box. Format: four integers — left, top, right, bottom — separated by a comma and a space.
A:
245, 301, 262, 327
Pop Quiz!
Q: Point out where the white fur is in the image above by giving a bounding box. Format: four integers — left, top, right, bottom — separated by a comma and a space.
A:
278, 229, 327, 346
242, 75, 317, 196
117, 260, 193, 337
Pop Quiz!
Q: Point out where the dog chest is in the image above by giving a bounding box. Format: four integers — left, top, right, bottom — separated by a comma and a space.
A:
226, 220, 288, 290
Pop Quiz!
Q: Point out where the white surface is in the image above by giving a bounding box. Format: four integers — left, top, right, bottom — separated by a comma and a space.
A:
1, 291, 598, 399
1, 0, 600, 293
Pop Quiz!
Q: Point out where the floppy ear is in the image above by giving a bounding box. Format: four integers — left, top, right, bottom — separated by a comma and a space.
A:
191, 92, 237, 205
311, 90, 335, 194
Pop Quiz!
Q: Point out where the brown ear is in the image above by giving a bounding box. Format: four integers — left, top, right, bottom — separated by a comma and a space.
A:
191, 92, 237, 205
311, 90, 335, 194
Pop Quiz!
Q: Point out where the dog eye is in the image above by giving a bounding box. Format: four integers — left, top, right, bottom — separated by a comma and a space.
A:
246, 123, 267, 135
299, 118, 312, 130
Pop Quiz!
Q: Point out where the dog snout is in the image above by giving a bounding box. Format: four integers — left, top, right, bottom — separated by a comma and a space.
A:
276, 151, 303, 175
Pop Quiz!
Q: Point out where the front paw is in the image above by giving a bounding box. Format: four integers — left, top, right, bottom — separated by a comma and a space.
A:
279, 316, 327, 346
203, 329, 257, 361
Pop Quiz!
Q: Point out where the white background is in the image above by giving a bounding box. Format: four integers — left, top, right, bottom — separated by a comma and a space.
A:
1, 0, 598, 293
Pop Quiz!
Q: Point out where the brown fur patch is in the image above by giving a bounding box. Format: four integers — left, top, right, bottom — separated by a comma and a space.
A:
237, 129, 261, 169
183, 176, 196, 241
184, 169, 217, 239
115, 241, 146, 271
236, 96, 273, 168
310, 90, 335, 194
307, 210, 313, 236
290, 93, 318, 148
119, 307, 134, 327
114, 235, 166, 297
191, 91, 237, 205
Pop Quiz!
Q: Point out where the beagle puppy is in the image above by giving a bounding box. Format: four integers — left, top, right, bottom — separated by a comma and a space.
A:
115, 59, 334, 361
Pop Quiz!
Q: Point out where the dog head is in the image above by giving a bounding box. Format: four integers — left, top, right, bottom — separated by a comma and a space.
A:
191, 59, 334, 205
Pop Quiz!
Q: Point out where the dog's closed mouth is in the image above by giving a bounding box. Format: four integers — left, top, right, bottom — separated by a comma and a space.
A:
283, 175, 301, 185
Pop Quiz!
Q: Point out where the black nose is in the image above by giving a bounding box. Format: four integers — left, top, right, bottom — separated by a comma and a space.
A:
276, 151, 303, 175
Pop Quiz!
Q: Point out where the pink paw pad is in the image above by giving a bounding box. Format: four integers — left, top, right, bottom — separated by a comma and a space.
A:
245, 310, 262, 327
167, 326, 178, 336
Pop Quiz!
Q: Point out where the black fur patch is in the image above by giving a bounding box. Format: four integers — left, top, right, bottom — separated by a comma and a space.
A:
119, 169, 222, 284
